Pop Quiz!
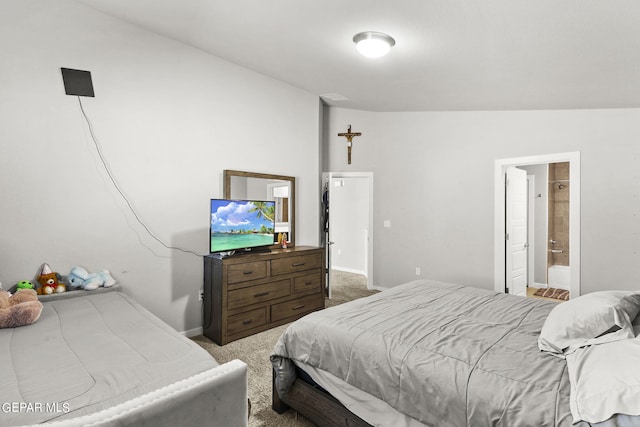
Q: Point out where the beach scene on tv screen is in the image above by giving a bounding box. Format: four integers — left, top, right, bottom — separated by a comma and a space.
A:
210, 200, 275, 252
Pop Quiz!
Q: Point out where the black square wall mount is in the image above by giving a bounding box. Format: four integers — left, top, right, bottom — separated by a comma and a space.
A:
61, 68, 95, 97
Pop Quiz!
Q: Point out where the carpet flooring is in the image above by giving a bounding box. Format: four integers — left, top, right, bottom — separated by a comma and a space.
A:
192, 270, 378, 427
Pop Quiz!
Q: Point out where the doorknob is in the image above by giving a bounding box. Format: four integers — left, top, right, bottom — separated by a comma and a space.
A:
328, 241, 335, 245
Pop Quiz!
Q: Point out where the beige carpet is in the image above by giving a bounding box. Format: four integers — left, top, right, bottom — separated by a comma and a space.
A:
192, 270, 378, 427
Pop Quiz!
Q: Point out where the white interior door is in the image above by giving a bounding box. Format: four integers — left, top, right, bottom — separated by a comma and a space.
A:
506, 166, 528, 296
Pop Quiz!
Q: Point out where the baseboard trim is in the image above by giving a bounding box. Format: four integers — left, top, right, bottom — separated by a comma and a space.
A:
181, 326, 203, 338
331, 266, 366, 276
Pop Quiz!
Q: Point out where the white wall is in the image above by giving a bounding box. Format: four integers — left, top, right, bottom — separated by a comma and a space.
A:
0, 0, 321, 334
324, 106, 640, 295
330, 177, 369, 275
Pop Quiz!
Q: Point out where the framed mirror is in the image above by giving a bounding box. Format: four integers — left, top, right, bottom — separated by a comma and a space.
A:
223, 170, 296, 248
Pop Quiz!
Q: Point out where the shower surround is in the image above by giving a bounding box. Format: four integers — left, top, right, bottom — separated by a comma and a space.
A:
548, 162, 570, 289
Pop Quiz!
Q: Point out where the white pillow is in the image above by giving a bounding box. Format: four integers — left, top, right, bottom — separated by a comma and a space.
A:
538, 291, 640, 356
566, 337, 640, 423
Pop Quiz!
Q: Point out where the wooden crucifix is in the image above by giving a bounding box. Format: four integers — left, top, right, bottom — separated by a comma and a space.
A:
338, 125, 362, 165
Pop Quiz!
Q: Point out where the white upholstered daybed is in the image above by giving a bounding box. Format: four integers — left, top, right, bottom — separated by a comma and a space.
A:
1, 287, 248, 427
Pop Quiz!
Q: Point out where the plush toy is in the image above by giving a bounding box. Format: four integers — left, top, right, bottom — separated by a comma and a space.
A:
16, 280, 34, 291
66, 266, 116, 291
36, 263, 65, 295
0, 289, 43, 329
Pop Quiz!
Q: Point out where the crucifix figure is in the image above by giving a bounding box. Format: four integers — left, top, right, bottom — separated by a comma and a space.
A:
338, 125, 362, 165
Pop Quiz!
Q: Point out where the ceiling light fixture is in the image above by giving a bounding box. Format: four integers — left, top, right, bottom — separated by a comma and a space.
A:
353, 31, 395, 58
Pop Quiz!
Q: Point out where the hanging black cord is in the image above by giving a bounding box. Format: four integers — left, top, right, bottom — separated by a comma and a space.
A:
77, 97, 202, 257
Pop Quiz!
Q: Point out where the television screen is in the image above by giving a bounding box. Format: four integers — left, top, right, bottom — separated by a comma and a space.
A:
210, 199, 276, 253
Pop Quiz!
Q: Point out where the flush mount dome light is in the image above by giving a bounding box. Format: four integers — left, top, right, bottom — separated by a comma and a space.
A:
353, 31, 395, 58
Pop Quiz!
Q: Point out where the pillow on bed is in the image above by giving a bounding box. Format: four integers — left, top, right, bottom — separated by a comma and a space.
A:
538, 290, 640, 356
566, 336, 640, 424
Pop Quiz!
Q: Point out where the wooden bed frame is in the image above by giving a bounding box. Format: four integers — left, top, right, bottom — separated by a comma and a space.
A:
272, 369, 372, 427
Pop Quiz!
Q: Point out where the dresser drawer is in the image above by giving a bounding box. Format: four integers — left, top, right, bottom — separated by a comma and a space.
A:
271, 253, 322, 276
271, 294, 323, 323
204, 247, 324, 345
228, 279, 290, 310
227, 307, 266, 336
294, 272, 323, 294
227, 261, 267, 284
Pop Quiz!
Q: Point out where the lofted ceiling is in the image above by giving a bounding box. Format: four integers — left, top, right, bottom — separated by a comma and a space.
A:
75, 0, 640, 112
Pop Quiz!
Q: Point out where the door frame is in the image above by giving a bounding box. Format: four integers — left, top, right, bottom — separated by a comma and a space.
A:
526, 174, 536, 287
322, 171, 374, 290
494, 152, 581, 298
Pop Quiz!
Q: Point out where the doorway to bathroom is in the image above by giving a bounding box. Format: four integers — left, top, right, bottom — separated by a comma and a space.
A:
494, 152, 581, 299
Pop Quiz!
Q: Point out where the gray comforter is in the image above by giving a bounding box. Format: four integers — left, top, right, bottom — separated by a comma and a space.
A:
272, 280, 575, 427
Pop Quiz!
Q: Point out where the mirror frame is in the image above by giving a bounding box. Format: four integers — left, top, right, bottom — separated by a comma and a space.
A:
223, 170, 296, 248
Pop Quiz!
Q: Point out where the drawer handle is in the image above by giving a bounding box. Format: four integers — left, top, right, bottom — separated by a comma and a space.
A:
243, 270, 254, 275
242, 319, 253, 325
292, 304, 306, 310
254, 291, 270, 298
305, 281, 313, 286
292, 262, 305, 267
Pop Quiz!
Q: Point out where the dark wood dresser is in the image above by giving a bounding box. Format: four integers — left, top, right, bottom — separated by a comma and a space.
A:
203, 246, 325, 345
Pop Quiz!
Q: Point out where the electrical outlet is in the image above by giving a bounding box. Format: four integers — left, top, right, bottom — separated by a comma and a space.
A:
415, 267, 421, 276
199, 290, 204, 301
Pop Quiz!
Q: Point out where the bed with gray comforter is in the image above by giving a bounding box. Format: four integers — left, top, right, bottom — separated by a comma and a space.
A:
271, 279, 640, 427
1, 288, 248, 427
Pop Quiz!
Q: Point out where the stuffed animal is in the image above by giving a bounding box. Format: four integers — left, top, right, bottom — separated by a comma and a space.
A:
16, 280, 34, 291
36, 263, 65, 295
0, 289, 43, 329
66, 266, 116, 291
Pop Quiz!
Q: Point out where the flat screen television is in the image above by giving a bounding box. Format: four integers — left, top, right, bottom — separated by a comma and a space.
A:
210, 199, 276, 254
